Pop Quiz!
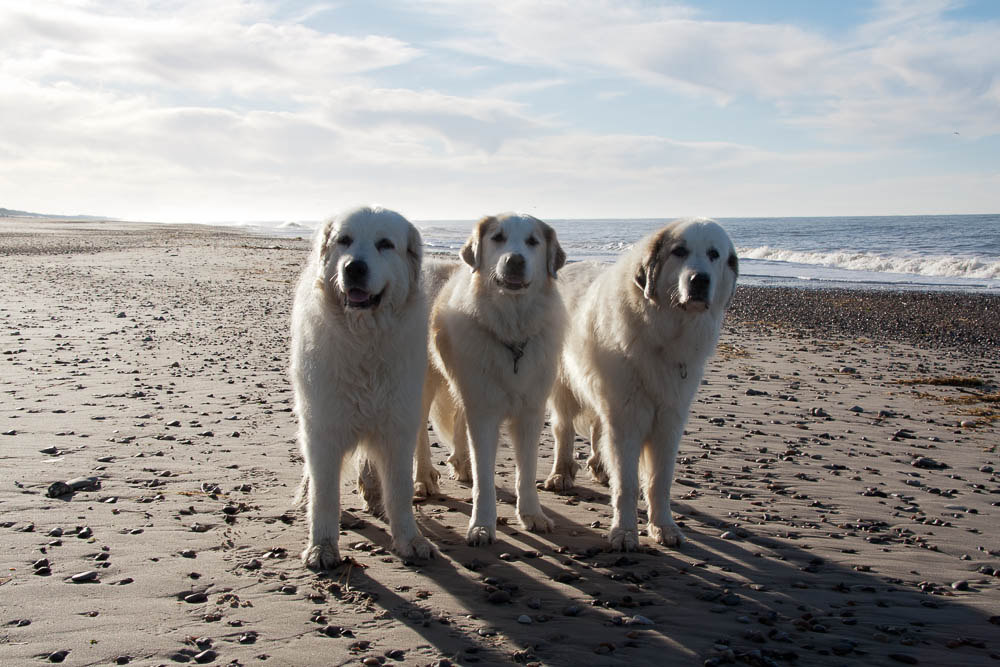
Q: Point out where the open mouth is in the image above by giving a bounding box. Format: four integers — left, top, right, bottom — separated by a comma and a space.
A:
494, 275, 529, 291
344, 288, 384, 310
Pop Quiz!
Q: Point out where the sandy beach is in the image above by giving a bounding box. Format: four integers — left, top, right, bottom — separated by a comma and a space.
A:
1, 218, 998, 666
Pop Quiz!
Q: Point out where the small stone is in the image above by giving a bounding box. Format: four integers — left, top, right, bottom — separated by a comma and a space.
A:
487, 590, 511, 604
70, 571, 99, 583
720, 531, 737, 540
563, 604, 582, 616
46, 481, 73, 498
527, 597, 541, 609
951, 580, 969, 591
629, 614, 654, 626
184, 592, 208, 603
517, 614, 532, 624
193, 649, 217, 663
47, 650, 70, 663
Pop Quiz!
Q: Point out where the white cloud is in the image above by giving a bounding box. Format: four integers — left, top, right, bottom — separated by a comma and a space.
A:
423, 0, 1000, 141
0, 1, 996, 221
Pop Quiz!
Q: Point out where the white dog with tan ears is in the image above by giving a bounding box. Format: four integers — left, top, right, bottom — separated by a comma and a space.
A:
414, 213, 567, 545
544, 218, 738, 551
290, 205, 432, 569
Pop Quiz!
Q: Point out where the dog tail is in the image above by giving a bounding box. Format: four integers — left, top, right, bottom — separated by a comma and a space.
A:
291, 471, 310, 509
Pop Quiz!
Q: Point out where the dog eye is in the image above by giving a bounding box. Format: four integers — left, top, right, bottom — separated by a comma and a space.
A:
526, 236, 539, 247
671, 246, 689, 258
491, 232, 506, 243
707, 248, 720, 260
375, 238, 395, 251
336, 235, 352, 247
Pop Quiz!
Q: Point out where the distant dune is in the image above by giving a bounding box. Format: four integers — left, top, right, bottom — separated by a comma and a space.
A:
0, 206, 114, 221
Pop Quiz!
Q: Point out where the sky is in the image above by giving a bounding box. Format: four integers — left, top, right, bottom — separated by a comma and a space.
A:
1, 0, 999, 223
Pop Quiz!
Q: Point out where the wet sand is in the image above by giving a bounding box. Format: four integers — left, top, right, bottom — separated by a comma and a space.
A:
1, 218, 998, 666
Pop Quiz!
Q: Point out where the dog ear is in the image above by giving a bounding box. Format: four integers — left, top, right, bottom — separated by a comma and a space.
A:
723, 250, 739, 308
460, 216, 495, 272
634, 230, 666, 301
406, 223, 423, 286
314, 218, 336, 291
539, 219, 566, 278
316, 218, 335, 264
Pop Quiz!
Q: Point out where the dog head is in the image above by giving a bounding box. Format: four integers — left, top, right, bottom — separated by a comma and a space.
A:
314, 206, 422, 312
460, 213, 566, 294
634, 218, 738, 313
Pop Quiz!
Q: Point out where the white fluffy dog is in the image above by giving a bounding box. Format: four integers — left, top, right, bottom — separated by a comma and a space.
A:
543, 218, 738, 551
290, 206, 432, 569
415, 213, 567, 545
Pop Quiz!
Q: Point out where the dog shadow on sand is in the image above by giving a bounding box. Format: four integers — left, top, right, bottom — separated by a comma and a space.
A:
295, 470, 997, 667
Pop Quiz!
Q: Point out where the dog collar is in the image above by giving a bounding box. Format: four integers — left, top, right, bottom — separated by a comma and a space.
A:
504, 340, 528, 374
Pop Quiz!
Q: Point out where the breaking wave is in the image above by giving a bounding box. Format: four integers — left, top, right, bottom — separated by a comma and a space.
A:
738, 246, 1000, 281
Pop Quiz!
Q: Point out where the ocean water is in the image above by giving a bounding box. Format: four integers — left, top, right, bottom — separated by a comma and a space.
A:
253, 214, 1000, 293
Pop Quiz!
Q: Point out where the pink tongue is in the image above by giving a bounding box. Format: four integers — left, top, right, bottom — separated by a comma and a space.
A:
348, 289, 370, 303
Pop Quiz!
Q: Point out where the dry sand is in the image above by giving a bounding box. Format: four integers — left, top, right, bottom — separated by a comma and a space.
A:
1, 218, 998, 666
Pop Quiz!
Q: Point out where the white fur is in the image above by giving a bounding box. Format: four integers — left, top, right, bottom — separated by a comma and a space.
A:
289, 205, 431, 569
415, 213, 567, 545
544, 218, 739, 551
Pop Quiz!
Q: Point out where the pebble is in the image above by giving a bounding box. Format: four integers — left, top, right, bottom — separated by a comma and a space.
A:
193, 649, 217, 663
517, 614, 532, 624
184, 592, 208, 603
629, 614, 654, 626
70, 570, 99, 583
47, 650, 70, 663
951, 580, 969, 591
487, 590, 511, 604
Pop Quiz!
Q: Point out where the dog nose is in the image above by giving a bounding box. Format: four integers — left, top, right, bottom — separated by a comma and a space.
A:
504, 254, 525, 272
344, 260, 368, 283
689, 272, 710, 295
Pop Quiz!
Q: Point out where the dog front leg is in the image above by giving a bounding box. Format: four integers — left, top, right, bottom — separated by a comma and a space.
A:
644, 414, 686, 548
371, 426, 433, 561
301, 426, 346, 570
465, 412, 502, 545
512, 408, 554, 532
602, 423, 642, 552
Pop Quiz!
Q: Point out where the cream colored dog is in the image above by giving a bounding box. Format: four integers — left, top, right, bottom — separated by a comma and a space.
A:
414, 213, 567, 545
544, 218, 738, 551
290, 206, 432, 569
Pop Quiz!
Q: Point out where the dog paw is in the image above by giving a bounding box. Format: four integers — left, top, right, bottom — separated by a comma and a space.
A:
519, 511, 555, 533
543, 471, 576, 493
302, 542, 341, 570
413, 481, 438, 501
466, 524, 496, 546
448, 456, 473, 485
413, 469, 441, 500
586, 454, 609, 486
607, 526, 639, 552
394, 534, 434, 560
649, 521, 686, 548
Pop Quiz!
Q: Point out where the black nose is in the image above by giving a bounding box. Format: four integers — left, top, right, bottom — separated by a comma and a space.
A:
504, 254, 525, 271
690, 272, 710, 295
344, 260, 368, 283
